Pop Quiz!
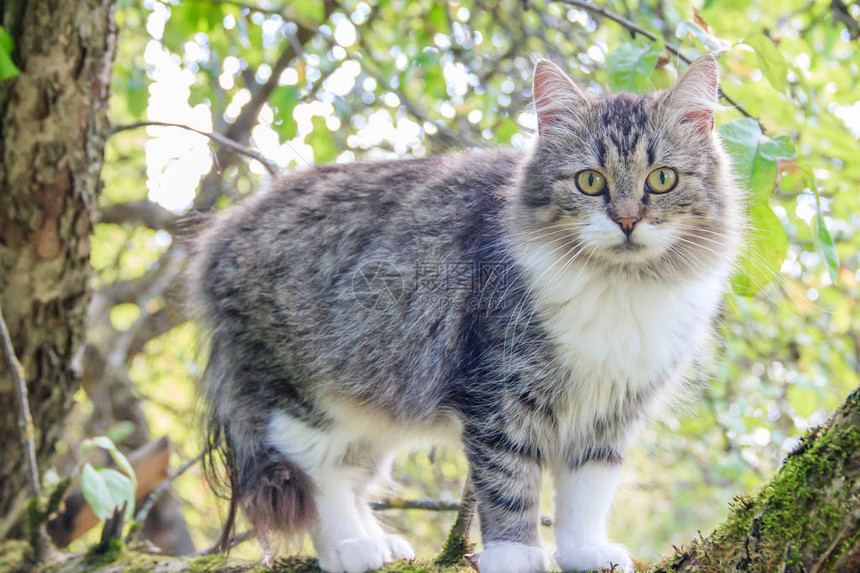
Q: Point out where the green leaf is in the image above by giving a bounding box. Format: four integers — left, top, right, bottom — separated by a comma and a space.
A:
0, 26, 14, 54
494, 117, 519, 143
0, 26, 19, 80
744, 34, 788, 93
105, 421, 137, 445
731, 201, 788, 296
720, 118, 795, 203
293, 1, 325, 24
0, 47, 19, 80
796, 163, 840, 282
750, 136, 795, 199
719, 118, 760, 181
81, 464, 113, 521
81, 464, 135, 522
427, 4, 449, 34
307, 116, 338, 164
271, 85, 300, 140
82, 436, 137, 486
675, 19, 732, 52
720, 118, 795, 295
816, 212, 839, 282
424, 65, 447, 99
606, 38, 664, 94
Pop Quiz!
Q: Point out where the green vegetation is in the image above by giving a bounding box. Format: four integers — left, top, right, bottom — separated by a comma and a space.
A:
654, 390, 860, 571
2, 0, 858, 569
94, 0, 860, 563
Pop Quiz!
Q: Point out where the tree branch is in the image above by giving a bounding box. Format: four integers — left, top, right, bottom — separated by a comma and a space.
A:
356, 51, 484, 151
99, 200, 180, 233
104, 248, 187, 371
192, 0, 339, 213
436, 476, 476, 565
126, 450, 204, 543
557, 0, 762, 129
654, 387, 860, 571
110, 122, 277, 175
0, 303, 40, 501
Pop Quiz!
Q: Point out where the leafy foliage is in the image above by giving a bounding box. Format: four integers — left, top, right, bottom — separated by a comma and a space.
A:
73, 0, 860, 563
0, 26, 19, 80
80, 437, 137, 522
606, 38, 664, 93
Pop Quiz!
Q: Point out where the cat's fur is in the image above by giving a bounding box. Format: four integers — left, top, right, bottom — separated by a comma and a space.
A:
191, 56, 742, 573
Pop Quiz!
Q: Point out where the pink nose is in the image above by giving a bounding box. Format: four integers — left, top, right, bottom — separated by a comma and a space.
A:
615, 217, 640, 237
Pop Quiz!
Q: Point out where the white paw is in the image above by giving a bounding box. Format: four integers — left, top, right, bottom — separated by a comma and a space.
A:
479, 542, 551, 573
318, 538, 385, 573
381, 534, 415, 561
555, 543, 634, 572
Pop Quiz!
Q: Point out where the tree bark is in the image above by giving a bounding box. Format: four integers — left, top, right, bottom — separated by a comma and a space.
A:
0, 0, 117, 532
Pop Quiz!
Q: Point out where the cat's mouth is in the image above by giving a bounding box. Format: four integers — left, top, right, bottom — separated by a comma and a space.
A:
613, 238, 644, 251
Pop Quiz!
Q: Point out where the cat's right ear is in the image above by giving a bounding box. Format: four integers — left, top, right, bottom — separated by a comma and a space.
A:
662, 55, 720, 134
533, 59, 590, 136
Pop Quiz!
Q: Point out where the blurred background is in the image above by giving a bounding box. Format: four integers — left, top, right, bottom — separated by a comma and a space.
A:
52, 0, 860, 565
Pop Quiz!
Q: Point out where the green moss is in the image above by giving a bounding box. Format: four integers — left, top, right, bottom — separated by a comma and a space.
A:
0, 540, 28, 573
380, 559, 468, 573
85, 538, 125, 565
434, 530, 472, 567
186, 554, 234, 573
651, 390, 860, 572
263, 556, 469, 573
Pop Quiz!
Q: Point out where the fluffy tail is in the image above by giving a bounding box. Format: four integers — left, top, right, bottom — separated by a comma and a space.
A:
201, 342, 317, 551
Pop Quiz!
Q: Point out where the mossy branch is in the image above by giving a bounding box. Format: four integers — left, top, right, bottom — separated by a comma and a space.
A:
653, 387, 860, 572
2, 389, 858, 572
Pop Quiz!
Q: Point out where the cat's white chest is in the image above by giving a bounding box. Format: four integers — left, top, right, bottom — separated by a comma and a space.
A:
528, 261, 725, 421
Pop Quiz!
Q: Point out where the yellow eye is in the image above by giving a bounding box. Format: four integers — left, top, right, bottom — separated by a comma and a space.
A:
646, 167, 678, 193
575, 170, 607, 196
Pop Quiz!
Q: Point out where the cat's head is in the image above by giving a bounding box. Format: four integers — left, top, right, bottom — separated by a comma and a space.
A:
512, 56, 742, 280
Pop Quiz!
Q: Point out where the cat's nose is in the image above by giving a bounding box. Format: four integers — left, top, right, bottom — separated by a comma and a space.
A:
615, 217, 640, 237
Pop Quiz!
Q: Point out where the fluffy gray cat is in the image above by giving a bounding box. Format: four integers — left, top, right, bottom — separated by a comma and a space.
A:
190, 55, 742, 573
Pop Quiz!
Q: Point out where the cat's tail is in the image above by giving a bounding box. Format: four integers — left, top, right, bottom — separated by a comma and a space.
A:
201, 339, 317, 551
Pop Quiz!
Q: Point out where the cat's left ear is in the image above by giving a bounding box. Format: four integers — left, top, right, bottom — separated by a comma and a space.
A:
662, 55, 719, 134
533, 59, 590, 136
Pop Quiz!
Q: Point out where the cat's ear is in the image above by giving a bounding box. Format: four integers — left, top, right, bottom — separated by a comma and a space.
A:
663, 55, 719, 134
533, 59, 590, 136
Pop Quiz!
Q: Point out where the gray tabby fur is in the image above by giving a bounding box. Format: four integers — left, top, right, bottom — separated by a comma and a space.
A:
190, 55, 742, 571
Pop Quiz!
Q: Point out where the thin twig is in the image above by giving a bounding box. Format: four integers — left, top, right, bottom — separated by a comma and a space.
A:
195, 492, 554, 557
199, 0, 282, 17
370, 498, 462, 511
557, 0, 762, 129
110, 121, 277, 175
196, 530, 253, 556
436, 476, 477, 565
199, 0, 319, 31
0, 303, 40, 500
356, 36, 485, 150
125, 450, 204, 542
105, 247, 187, 371
193, 0, 338, 212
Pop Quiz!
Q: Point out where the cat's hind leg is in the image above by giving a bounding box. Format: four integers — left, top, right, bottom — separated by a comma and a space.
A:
351, 452, 415, 563
267, 411, 412, 573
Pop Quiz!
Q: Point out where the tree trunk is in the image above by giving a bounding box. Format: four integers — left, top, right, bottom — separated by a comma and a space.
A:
0, 0, 117, 534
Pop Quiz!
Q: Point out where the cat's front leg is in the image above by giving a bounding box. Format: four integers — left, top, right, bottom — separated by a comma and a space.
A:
464, 428, 551, 573
551, 459, 634, 573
